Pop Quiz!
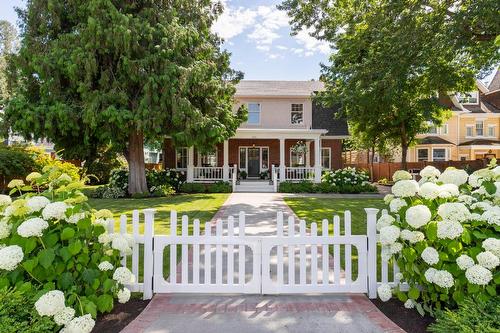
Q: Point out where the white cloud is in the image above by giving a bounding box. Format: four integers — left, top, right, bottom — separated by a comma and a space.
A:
247, 6, 289, 47
293, 28, 331, 55
212, 6, 257, 40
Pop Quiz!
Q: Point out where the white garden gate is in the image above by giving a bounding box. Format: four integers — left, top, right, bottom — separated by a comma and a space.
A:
110, 208, 403, 300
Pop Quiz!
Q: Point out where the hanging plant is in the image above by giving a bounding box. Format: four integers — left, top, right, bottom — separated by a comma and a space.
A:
290, 141, 308, 154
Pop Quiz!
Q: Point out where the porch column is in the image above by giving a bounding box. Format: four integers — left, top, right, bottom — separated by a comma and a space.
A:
306, 141, 311, 167
279, 138, 286, 181
223, 140, 229, 181
187, 146, 194, 182
314, 137, 322, 183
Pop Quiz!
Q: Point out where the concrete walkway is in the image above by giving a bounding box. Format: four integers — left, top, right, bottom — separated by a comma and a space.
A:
121, 193, 404, 333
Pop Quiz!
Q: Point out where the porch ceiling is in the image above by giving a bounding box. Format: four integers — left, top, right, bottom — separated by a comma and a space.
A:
234, 128, 327, 140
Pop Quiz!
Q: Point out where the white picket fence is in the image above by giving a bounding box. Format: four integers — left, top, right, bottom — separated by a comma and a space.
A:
111, 208, 402, 299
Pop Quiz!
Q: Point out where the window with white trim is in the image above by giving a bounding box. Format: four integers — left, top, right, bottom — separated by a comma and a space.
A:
291, 103, 304, 124
441, 124, 448, 135
247, 103, 261, 124
476, 120, 484, 136
488, 125, 495, 137
427, 123, 438, 134
321, 147, 331, 169
176, 147, 188, 169
457, 91, 478, 104
417, 148, 429, 162
432, 148, 447, 161
466, 125, 473, 137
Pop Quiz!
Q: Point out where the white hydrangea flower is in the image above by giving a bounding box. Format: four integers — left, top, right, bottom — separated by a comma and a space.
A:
389, 198, 407, 213
438, 168, 469, 186
465, 265, 493, 285
26, 196, 51, 212
424, 268, 437, 283
111, 234, 132, 254
476, 251, 499, 270
34, 290, 66, 317
433, 270, 454, 288
42, 202, 69, 220
481, 207, 500, 226
408, 231, 425, 244
393, 170, 413, 182
405, 205, 432, 229
376, 214, 395, 231
471, 201, 493, 211
392, 180, 419, 197
98, 233, 112, 245
437, 202, 471, 223
0, 221, 11, 239
3, 205, 14, 217
54, 307, 75, 326
469, 213, 482, 221
0, 194, 12, 207
390, 242, 403, 254
404, 299, 415, 309
457, 195, 476, 205
93, 218, 112, 228
383, 194, 394, 204
482, 238, 500, 257
437, 184, 460, 198
8, 179, 24, 188
379, 225, 401, 245
66, 212, 86, 224
420, 166, 440, 180
377, 283, 392, 302
17, 217, 49, 238
0, 245, 24, 270
394, 272, 404, 281
418, 182, 440, 200
95, 209, 113, 219
98, 261, 114, 271
117, 288, 131, 303
61, 314, 95, 333
26, 172, 42, 182
113, 267, 135, 284
456, 254, 475, 270
437, 220, 463, 240
421, 247, 439, 265
468, 173, 482, 188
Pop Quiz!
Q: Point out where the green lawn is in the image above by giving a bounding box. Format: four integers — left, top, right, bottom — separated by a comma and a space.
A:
88, 193, 229, 282
284, 197, 388, 279
89, 193, 230, 235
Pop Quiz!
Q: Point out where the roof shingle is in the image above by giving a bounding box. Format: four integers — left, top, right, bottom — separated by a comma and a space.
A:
235, 80, 325, 97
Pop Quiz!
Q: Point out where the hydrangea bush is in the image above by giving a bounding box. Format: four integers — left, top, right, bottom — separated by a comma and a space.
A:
322, 167, 376, 193
378, 161, 500, 315
0, 166, 136, 332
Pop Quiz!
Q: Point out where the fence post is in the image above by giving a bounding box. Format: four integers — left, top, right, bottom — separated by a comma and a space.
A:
143, 209, 155, 300
365, 208, 379, 299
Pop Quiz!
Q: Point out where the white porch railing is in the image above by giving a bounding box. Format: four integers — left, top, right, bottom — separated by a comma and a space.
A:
193, 167, 224, 182
284, 167, 316, 181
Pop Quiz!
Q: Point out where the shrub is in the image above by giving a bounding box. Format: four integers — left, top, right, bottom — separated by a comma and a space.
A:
428, 296, 500, 333
32, 149, 81, 181
207, 181, 232, 193
146, 169, 186, 192
0, 146, 37, 189
92, 185, 126, 199
0, 166, 137, 331
279, 181, 315, 193
240, 170, 247, 179
150, 184, 176, 197
0, 285, 57, 333
108, 169, 129, 193
322, 167, 376, 193
180, 183, 206, 193
85, 148, 126, 185
377, 163, 500, 315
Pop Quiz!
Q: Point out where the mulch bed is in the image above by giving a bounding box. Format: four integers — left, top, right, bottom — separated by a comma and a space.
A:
92, 298, 150, 333
371, 298, 435, 333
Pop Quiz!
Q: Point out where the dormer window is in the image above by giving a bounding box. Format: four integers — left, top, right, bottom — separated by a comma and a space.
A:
457, 91, 479, 104
291, 104, 304, 124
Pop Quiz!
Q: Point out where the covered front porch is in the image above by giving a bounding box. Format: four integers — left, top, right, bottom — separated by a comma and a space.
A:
161, 128, 337, 184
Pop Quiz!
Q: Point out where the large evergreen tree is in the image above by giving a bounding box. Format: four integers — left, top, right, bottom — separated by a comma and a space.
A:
4, 0, 245, 193
280, 0, 499, 168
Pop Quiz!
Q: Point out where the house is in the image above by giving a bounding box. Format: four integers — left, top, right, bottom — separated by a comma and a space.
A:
159, 80, 349, 183
407, 71, 500, 162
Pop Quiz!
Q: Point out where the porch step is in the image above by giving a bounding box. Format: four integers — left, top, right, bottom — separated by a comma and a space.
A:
234, 181, 275, 193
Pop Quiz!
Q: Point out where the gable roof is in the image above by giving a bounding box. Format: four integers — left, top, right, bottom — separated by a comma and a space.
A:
235, 80, 325, 97
488, 68, 500, 91
418, 136, 455, 145
311, 102, 349, 136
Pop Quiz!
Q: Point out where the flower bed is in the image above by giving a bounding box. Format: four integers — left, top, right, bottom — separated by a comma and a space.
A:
377, 161, 499, 315
0, 166, 137, 332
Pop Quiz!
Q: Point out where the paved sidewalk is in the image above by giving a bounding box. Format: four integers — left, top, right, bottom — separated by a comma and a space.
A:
121, 193, 404, 333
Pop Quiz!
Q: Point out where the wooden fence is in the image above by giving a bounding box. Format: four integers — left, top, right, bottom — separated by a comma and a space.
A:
346, 160, 487, 182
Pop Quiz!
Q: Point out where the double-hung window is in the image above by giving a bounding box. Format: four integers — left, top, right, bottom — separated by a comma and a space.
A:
176, 147, 188, 169
466, 126, 473, 137
488, 125, 496, 137
476, 121, 484, 136
432, 148, 447, 161
321, 148, 331, 169
247, 103, 261, 124
417, 148, 429, 162
291, 104, 304, 124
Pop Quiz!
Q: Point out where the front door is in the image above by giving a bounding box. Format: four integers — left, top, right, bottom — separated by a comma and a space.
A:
247, 148, 260, 177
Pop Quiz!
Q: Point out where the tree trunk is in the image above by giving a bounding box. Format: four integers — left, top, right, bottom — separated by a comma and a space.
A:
400, 123, 408, 170
369, 145, 376, 181
127, 131, 148, 194
162, 138, 169, 170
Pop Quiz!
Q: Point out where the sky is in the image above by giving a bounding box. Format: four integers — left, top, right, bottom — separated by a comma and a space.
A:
0, 0, 495, 83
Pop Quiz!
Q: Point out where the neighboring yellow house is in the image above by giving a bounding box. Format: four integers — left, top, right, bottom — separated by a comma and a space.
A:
408, 70, 500, 162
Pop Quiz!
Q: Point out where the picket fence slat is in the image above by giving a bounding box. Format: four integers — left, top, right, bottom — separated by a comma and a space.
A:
322, 219, 329, 285
288, 216, 295, 286
170, 211, 177, 284
227, 216, 234, 285
238, 211, 245, 285
344, 211, 352, 286
181, 215, 189, 284
193, 219, 200, 285
277, 212, 284, 285
333, 215, 341, 284
310, 223, 318, 286
204, 222, 211, 285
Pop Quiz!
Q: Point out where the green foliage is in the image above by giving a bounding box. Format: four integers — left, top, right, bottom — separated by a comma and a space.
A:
322, 167, 376, 193
279, 181, 316, 193
4, 0, 246, 194
0, 166, 132, 320
279, 177, 377, 194
32, 150, 81, 181
239, 170, 247, 179
180, 182, 232, 193
85, 147, 125, 185
428, 296, 500, 333
150, 184, 176, 197
92, 185, 126, 199
0, 146, 36, 181
146, 169, 186, 192
0, 286, 57, 333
